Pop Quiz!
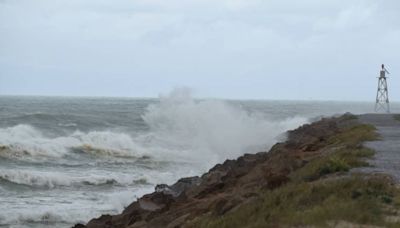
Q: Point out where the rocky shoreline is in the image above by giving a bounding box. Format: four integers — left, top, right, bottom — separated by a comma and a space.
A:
75, 114, 400, 228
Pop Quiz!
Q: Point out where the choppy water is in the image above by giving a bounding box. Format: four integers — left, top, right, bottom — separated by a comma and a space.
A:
0, 90, 396, 227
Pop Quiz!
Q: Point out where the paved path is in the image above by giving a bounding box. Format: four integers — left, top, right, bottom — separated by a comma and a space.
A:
358, 114, 400, 181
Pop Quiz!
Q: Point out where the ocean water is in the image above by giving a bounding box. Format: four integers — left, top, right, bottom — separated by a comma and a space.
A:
0, 90, 396, 227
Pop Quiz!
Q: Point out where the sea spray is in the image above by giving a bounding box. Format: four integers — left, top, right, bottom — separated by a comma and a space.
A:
141, 88, 308, 166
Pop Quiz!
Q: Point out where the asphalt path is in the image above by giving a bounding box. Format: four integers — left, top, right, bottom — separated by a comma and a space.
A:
358, 114, 400, 181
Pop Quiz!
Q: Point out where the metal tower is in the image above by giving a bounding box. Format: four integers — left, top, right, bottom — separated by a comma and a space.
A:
375, 64, 390, 113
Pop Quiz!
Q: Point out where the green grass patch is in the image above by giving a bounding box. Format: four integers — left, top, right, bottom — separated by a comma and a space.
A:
292, 124, 377, 182
292, 147, 376, 182
318, 156, 350, 175
327, 124, 379, 146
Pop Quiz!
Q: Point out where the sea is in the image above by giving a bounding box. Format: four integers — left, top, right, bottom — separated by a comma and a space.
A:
0, 90, 397, 227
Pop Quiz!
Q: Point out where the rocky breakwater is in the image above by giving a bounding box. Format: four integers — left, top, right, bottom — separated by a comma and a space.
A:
76, 114, 386, 228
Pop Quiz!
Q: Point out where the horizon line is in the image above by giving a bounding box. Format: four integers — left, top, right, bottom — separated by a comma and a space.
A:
0, 93, 390, 103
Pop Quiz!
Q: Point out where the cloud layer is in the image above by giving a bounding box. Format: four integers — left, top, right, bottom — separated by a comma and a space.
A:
0, 0, 399, 100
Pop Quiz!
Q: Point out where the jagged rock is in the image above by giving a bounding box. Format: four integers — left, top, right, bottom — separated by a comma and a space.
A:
154, 176, 201, 198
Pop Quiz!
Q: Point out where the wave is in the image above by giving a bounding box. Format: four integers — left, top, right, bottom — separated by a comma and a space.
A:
0, 125, 147, 160
58, 122, 78, 127
0, 169, 149, 188
0, 211, 67, 227
0, 188, 145, 227
10, 112, 62, 121
70, 131, 145, 157
0, 208, 97, 227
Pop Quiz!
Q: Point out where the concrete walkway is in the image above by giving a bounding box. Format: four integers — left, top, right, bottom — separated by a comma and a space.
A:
358, 114, 400, 181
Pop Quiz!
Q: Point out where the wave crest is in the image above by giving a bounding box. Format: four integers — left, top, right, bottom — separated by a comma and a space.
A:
0, 169, 147, 188
0, 125, 146, 160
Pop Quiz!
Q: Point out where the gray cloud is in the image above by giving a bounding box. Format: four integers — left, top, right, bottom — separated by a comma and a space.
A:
0, 0, 399, 100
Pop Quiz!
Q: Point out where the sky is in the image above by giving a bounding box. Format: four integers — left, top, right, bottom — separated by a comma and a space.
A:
0, 0, 399, 101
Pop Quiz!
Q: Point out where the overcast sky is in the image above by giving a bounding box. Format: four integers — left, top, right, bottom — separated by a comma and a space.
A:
0, 0, 399, 100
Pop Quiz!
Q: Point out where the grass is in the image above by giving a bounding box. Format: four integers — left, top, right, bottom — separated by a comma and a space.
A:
394, 114, 400, 122
291, 124, 377, 182
341, 113, 359, 121
187, 122, 400, 228
191, 176, 400, 228
327, 124, 378, 146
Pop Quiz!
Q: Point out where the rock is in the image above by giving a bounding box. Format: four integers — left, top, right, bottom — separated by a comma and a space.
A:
83, 115, 348, 228
86, 215, 113, 228
155, 176, 201, 198
72, 224, 86, 228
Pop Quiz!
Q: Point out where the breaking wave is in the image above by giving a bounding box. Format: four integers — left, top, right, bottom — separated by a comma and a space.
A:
0, 169, 148, 188
0, 125, 147, 160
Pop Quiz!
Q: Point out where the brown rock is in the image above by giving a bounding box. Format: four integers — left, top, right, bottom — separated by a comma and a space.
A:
83, 115, 350, 228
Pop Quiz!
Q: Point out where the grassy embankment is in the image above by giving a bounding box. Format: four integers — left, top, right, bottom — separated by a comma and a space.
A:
190, 119, 400, 227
